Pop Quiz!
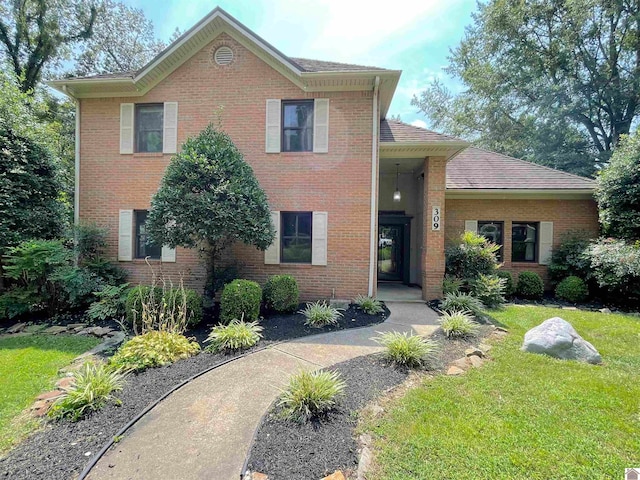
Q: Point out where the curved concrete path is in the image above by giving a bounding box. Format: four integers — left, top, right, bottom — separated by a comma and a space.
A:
87, 303, 440, 480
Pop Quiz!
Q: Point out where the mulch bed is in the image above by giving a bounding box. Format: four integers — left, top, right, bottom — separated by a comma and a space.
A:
0, 304, 388, 480
246, 324, 494, 480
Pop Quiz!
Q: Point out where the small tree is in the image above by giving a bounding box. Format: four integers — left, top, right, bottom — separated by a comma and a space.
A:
596, 131, 640, 240
146, 124, 275, 298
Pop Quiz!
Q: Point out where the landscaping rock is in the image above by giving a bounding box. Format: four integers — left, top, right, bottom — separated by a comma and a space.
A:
24, 325, 48, 334
521, 317, 602, 364
75, 331, 126, 361
543, 304, 561, 309
599, 308, 612, 314
36, 390, 63, 402
562, 306, 578, 311
7, 323, 26, 334
251, 473, 269, 480
451, 357, 471, 369
357, 447, 372, 480
322, 471, 346, 480
465, 347, 484, 358
66, 323, 87, 330
55, 377, 74, 389
495, 327, 508, 333
44, 326, 69, 335
469, 355, 484, 368
446, 366, 465, 376
478, 343, 492, 354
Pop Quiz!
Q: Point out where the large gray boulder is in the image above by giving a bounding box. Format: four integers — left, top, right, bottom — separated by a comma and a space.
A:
522, 317, 601, 364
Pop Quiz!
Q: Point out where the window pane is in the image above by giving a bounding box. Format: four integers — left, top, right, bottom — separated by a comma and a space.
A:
283, 103, 313, 128
282, 238, 312, 263
282, 101, 314, 152
135, 210, 161, 259
281, 212, 312, 263
136, 104, 163, 153
479, 221, 503, 261
512, 223, 537, 262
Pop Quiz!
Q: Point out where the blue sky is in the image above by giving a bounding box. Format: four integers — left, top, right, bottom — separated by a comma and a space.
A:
127, 0, 477, 128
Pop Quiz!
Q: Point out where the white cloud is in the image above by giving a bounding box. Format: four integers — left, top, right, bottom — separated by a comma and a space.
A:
411, 119, 428, 129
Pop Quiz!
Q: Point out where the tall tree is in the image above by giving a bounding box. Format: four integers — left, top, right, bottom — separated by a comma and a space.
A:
413, 0, 640, 177
0, 0, 97, 93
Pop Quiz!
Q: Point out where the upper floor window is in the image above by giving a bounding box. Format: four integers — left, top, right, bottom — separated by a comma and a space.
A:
281, 212, 312, 263
135, 210, 161, 259
282, 100, 313, 152
136, 104, 163, 153
478, 221, 503, 262
512, 222, 538, 262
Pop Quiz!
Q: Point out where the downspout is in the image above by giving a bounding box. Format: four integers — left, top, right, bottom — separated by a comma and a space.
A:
368, 76, 380, 296
74, 100, 80, 226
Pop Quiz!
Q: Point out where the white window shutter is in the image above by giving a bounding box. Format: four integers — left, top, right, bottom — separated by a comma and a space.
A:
161, 246, 176, 263
313, 98, 329, 153
163, 102, 178, 154
539, 221, 554, 265
120, 104, 134, 154
265, 99, 281, 153
464, 220, 478, 233
264, 211, 280, 264
118, 210, 133, 261
312, 211, 328, 266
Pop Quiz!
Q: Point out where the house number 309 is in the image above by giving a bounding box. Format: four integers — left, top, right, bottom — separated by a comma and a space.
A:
432, 206, 441, 231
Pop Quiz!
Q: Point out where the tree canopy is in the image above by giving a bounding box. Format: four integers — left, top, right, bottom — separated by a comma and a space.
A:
413, 0, 640, 177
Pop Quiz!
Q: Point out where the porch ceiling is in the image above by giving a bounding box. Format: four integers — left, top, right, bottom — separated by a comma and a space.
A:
379, 157, 424, 174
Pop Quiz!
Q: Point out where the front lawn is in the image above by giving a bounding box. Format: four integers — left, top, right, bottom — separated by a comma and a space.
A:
0, 334, 100, 454
367, 306, 640, 479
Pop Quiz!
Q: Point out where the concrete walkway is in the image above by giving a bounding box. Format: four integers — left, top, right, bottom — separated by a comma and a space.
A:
87, 303, 440, 480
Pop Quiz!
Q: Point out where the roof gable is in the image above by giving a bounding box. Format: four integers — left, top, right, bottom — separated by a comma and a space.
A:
380, 119, 465, 143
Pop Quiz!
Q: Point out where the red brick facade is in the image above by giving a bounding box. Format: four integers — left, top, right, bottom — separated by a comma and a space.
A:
78, 34, 375, 300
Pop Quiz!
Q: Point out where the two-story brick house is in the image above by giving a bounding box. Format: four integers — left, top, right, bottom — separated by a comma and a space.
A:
51, 7, 599, 301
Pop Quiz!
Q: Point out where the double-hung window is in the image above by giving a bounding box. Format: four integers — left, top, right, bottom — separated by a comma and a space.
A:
135, 210, 161, 259
282, 100, 314, 152
135, 104, 164, 153
512, 222, 538, 262
281, 212, 312, 263
478, 221, 504, 262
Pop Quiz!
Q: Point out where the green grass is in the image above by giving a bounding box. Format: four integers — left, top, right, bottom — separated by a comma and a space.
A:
0, 334, 100, 454
367, 306, 640, 479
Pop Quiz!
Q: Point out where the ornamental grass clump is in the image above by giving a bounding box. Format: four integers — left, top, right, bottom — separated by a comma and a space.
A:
279, 370, 346, 422
354, 294, 384, 315
110, 331, 200, 372
48, 363, 126, 421
205, 319, 263, 353
299, 301, 343, 327
439, 310, 480, 339
440, 292, 485, 317
374, 331, 439, 368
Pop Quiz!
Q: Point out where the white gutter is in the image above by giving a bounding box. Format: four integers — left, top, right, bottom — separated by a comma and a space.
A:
63, 85, 80, 226
368, 76, 380, 296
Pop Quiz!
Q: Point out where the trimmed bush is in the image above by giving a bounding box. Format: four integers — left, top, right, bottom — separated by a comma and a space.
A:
205, 320, 263, 353
110, 331, 200, 372
495, 270, 515, 296
445, 231, 500, 280
440, 292, 484, 317
548, 232, 592, 283
516, 271, 545, 299
374, 331, 439, 368
220, 279, 262, 323
471, 274, 506, 308
298, 301, 343, 327
125, 285, 203, 330
49, 363, 126, 421
589, 238, 640, 305
354, 295, 384, 315
279, 370, 346, 422
439, 310, 480, 338
555, 276, 589, 303
263, 275, 299, 313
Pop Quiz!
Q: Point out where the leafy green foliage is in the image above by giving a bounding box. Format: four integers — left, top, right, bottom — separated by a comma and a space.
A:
146, 125, 274, 299
204, 320, 263, 353
548, 232, 593, 283
124, 284, 202, 332
495, 270, 515, 296
445, 231, 500, 281
442, 275, 463, 295
110, 331, 200, 372
220, 279, 262, 323
48, 363, 125, 421
87, 283, 130, 322
596, 131, 640, 240
555, 276, 589, 304
279, 370, 346, 422
298, 301, 343, 328
516, 272, 545, 300
440, 292, 484, 317
74, 223, 127, 284
263, 274, 299, 313
354, 295, 384, 315
374, 331, 439, 368
439, 310, 480, 339
471, 274, 506, 308
589, 238, 640, 304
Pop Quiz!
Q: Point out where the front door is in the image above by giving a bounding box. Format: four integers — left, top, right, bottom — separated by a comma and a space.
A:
378, 224, 404, 281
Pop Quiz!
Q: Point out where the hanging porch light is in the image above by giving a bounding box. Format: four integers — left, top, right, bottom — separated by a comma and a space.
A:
393, 163, 401, 202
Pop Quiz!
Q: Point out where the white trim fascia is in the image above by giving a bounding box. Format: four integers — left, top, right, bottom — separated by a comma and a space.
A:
445, 189, 595, 200
368, 76, 380, 297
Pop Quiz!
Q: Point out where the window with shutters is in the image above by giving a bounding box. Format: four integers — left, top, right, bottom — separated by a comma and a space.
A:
282, 100, 313, 152
135, 210, 161, 259
281, 212, 312, 263
478, 221, 504, 262
135, 104, 163, 153
512, 222, 538, 262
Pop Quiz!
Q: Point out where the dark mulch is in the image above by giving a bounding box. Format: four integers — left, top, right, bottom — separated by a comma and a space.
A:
246, 324, 494, 480
0, 304, 388, 479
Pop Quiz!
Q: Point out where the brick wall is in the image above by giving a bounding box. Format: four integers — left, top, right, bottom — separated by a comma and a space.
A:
79, 33, 374, 300
446, 197, 600, 285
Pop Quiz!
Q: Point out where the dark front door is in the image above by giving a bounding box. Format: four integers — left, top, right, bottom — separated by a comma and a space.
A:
378, 224, 404, 281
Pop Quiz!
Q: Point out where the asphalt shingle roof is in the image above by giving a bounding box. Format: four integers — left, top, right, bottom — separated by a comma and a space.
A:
290, 57, 389, 72
380, 119, 464, 143
447, 147, 596, 190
